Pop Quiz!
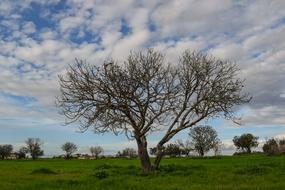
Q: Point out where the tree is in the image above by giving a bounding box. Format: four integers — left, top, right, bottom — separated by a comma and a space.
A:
57, 49, 250, 172
117, 148, 137, 158
90, 146, 103, 158
233, 134, 258, 153
189, 125, 219, 156
16, 147, 28, 159
176, 139, 193, 157
263, 138, 279, 156
61, 142, 77, 159
25, 138, 44, 160
278, 139, 285, 154
0, 144, 13, 159
164, 143, 182, 157
213, 140, 222, 156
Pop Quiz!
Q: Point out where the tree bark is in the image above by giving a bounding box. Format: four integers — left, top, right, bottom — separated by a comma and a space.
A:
136, 135, 152, 172
153, 150, 163, 170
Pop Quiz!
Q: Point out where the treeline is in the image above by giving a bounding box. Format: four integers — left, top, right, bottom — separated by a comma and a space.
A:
1, 128, 285, 160
0, 138, 43, 160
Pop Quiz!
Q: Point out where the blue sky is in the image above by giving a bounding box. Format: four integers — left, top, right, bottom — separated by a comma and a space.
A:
0, 0, 285, 156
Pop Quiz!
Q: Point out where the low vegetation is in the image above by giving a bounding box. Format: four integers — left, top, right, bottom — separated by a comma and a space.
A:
1, 155, 285, 190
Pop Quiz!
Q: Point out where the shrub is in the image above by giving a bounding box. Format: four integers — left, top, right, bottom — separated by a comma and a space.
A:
93, 170, 108, 179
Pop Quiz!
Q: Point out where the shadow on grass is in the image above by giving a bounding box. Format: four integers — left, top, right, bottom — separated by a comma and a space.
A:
31, 168, 57, 175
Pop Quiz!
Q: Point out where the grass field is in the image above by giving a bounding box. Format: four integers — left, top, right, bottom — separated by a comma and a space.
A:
0, 154, 285, 190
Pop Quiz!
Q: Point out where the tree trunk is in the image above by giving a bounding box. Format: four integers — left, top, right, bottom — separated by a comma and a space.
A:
136, 136, 152, 172
198, 148, 204, 156
153, 145, 164, 169
246, 147, 251, 153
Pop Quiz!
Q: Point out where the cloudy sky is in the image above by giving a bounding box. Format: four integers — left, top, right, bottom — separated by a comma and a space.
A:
0, 0, 284, 156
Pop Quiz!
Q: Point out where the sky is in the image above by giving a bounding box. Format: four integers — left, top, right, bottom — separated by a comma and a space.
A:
0, 0, 285, 156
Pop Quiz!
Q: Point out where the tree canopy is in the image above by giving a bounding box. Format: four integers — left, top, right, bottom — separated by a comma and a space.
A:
25, 138, 44, 160
57, 49, 250, 171
233, 133, 258, 153
61, 142, 78, 159
189, 125, 219, 156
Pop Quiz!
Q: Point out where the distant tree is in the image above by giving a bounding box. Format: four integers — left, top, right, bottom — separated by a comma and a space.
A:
57, 49, 250, 172
263, 138, 279, 156
61, 142, 78, 159
213, 140, 222, 156
189, 125, 219, 156
0, 144, 13, 159
176, 140, 193, 157
233, 134, 258, 153
16, 147, 28, 159
150, 141, 192, 157
90, 146, 103, 158
117, 148, 137, 158
278, 139, 285, 154
25, 138, 44, 160
164, 143, 182, 157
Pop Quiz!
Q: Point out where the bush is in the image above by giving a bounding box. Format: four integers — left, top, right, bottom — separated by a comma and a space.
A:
93, 170, 108, 179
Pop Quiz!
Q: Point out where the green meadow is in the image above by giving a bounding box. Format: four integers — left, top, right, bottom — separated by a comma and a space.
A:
0, 154, 285, 190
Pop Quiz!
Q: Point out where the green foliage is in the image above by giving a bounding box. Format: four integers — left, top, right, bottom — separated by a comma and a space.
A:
233, 133, 259, 153
189, 125, 219, 156
0, 144, 13, 159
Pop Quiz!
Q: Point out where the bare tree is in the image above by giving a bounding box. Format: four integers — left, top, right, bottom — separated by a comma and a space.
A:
0, 144, 13, 159
90, 146, 103, 158
61, 142, 78, 159
176, 139, 193, 157
25, 138, 44, 160
189, 125, 219, 156
57, 49, 250, 172
213, 140, 222, 156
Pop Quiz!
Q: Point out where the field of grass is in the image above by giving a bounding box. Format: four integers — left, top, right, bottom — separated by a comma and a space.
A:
0, 154, 285, 190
